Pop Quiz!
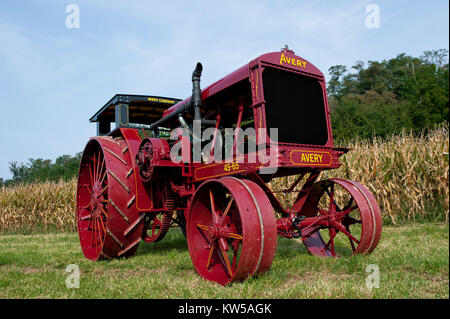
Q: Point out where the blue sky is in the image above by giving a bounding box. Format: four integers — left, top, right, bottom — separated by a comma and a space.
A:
0, 0, 448, 179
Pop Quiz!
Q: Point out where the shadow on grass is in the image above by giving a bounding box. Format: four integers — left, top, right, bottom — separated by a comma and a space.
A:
135, 229, 188, 256
134, 228, 356, 261
275, 237, 354, 258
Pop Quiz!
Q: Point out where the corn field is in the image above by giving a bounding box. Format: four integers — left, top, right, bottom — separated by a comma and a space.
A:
0, 179, 77, 232
271, 125, 449, 225
0, 126, 448, 232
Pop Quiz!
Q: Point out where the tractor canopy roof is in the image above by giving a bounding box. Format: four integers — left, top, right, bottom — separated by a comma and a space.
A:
90, 94, 182, 125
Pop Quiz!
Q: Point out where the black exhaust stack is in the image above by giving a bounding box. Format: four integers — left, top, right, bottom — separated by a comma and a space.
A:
148, 62, 206, 131
192, 62, 203, 122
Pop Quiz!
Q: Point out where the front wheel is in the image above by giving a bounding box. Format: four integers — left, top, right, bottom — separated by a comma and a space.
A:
298, 178, 382, 257
187, 177, 277, 285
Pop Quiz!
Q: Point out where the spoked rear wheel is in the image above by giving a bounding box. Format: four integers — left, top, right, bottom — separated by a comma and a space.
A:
299, 178, 382, 257
77, 142, 108, 260
77, 137, 145, 260
187, 177, 277, 285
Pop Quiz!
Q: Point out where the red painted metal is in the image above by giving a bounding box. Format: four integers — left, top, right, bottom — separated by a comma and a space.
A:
76, 136, 144, 260
186, 178, 277, 285
77, 48, 383, 285
142, 212, 172, 243
293, 178, 382, 257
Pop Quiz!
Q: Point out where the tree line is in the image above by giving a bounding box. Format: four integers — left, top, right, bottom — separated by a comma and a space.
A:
1, 153, 82, 187
1, 49, 448, 186
328, 49, 448, 142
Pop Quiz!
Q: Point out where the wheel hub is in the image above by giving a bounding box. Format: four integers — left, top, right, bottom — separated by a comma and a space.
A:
90, 182, 103, 209
136, 140, 154, 181
207, 224, 219, 239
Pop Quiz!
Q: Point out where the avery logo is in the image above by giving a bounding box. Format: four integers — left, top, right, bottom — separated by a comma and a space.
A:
301, 152, 323, 163
280, 53, 307, 68
148, 97, 176, 104
290, 150, 332, 166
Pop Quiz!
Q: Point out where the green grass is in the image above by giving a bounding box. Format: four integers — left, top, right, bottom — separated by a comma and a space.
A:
0, 223, 448, 299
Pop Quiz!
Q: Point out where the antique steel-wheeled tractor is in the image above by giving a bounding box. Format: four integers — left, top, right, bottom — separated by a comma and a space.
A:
76, 47, 382, 285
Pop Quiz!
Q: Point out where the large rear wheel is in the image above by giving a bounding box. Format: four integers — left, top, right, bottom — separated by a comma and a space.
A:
76, 136, 145, 260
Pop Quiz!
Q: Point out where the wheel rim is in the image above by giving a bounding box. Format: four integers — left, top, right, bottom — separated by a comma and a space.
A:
345, 179, 383, 253
187, 178, 277, 285
77, 142, 108, 260
300, 179, 380, 257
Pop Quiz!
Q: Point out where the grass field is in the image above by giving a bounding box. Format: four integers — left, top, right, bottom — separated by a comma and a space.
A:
0, 222, 448, 299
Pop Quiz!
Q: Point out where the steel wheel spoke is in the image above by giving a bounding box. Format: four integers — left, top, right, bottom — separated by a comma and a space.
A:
222, 197, 234, 219
93, 153, 98, 182
88, 165, 94, 187
330, 237, 335, 256
99, 206, 108, 217
196, 224, 210, 240
98, 167, 107, 188
343, 197, 354, 211
337, 205, 358, 218
342, 216, 361, 225
83, 184, 93, 194
346, 226, 357, 252
223, 232, 242, 240
90, 212, 95, 246
98, 156, 106, 184
209, 189, 220, 224
96, 217, 102, 250
219, 238, 229, 251
94, 216, 99, 251
326, 183, 342, 211
231, 241, 239, 270
219, 245, 233, 277
206, 241, 216, 269
96, 216, 104, 249
339, 226, 360, 244
197, 224, 209, 231
98, 215, 106, 232
299, 217, 323, 237
328, 186, 335, 212
95, 151, 102, 183
325, 228, 337, 256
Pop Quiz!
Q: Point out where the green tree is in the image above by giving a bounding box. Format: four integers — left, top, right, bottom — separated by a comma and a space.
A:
328, 49, 449, 142
6, 153, 82, 185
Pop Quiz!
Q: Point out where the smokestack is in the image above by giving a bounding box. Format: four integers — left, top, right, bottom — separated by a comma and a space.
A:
191, 62, 203, 122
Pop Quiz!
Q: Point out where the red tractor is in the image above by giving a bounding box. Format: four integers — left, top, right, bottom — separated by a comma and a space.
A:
76, 47, 382, 285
